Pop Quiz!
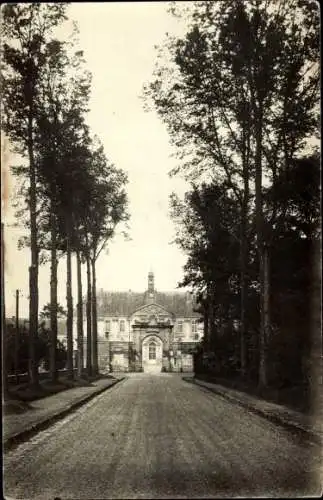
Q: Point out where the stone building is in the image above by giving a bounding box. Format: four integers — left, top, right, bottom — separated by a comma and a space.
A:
86, 272, 203, 373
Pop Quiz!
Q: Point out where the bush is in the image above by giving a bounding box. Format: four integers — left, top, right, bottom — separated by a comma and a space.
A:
5, 322, 67, 374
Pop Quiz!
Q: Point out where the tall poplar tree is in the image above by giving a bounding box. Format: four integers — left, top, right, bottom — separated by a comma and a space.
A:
2, 3, 68, 385
83, 140, 128, 375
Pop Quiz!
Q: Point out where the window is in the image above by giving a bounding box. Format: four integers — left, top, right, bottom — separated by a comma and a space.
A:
177, 320, 183, 333
149, 341, 156, 360
194, 333, 199, 340
120, 320, 125, 332
192, 320, 197, 333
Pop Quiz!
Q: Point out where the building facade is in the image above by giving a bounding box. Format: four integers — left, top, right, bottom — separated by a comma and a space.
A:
85, 272, 203, 373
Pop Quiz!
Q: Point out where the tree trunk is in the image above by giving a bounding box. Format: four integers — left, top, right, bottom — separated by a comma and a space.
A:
1, 223, 9, 398
254, 108, 267, 389
50, 207, 58, 382
310, 238, 322, 408
208, 287, 215, 352
262, 244, 270, 382
76, 249, 84, 378
66, 220, 74, 380
27, 112, 39, 386
86, 247, 92, 377
240, 211, 248, 379
240, 99, 251, 381
91, 258, 99, 375
203, 299, 209, 348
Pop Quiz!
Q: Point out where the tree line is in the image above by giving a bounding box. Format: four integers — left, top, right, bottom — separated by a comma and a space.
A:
144, 0, 320, 390
1, 4, 129, 389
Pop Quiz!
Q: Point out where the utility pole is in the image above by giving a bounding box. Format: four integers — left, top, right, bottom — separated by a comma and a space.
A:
128, 320, 131, 372
15, 289, 20, 383
1, 223, 8, 398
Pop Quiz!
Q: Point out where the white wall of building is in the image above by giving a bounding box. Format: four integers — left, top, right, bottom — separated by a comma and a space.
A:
173, 318, 203, 342
73, 314, 204, 344
104, 316, 130, 341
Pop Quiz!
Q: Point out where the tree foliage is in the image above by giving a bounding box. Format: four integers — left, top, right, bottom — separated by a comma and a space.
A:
1, 3, 129, 384
40, 302, 67, 320
146, 0, 320, 388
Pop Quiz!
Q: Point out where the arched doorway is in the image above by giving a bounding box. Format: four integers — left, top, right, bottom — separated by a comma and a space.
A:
142, 335, 163, 373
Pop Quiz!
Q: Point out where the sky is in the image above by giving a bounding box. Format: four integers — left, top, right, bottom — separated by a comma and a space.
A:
3, 2, 193, 318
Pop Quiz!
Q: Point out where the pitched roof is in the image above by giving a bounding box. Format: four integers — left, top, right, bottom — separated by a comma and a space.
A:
97, 290, 200, 318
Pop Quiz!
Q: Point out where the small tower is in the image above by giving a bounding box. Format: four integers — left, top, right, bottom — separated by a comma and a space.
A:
146, 270, 156, 303
148, 271, 154, 294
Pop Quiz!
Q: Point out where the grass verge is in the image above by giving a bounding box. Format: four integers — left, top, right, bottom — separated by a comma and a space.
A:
194, 374, 312, 414
4, 372, 115, 413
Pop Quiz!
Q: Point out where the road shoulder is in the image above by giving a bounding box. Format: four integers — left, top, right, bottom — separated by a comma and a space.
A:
183, 376, 322, 446
3, 375, 125, 451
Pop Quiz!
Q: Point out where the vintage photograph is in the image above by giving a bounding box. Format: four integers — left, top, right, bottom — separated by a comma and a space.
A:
1, 1, 321, 498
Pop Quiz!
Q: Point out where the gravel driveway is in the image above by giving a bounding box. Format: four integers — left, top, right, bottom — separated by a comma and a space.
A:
4, 373, 321, 499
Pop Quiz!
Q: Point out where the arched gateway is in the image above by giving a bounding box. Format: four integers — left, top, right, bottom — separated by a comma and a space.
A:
142, 335, 163, 373
131, 302, 174, 373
